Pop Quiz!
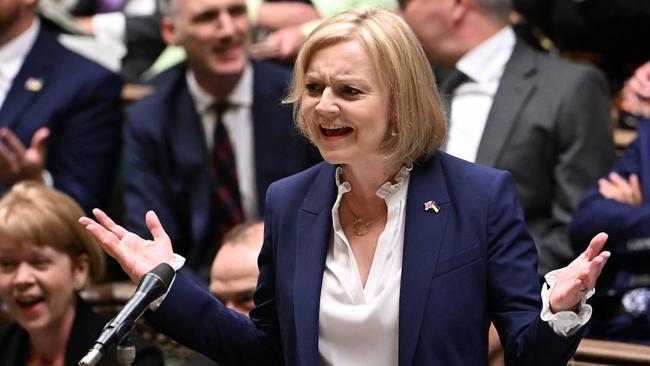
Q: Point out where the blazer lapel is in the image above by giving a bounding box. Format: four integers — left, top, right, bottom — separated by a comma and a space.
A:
399, 154, 451, 366
0, 28, 53, 128
293, 164, 337, 366
475, 41, 537, 167
166, 71, 215, 263
251, 61, 274, 214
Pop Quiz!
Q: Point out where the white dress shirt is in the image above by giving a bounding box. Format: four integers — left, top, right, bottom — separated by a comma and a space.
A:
319, 165, 411, 366
186, 63, 259, 219
90, 0, 157, 61
0, 20, 39, 108
443, 27, 515, 163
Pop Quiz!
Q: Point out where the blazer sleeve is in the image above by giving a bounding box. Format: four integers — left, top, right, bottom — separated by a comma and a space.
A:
144, 187, 284, 365
486, 172, 582, 365
570, 136, 650, 256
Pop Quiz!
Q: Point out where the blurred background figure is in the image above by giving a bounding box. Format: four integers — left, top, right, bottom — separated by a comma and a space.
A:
570, 61, 650, 345
0, 182, 164, 365
0, 0, 123, 214
37, 0, 167, 82
122, 0, 320, 282
255, 0, 397, 62
70, 0, 167, 82
400, 0, 615, 276
210, 221, 263, 315
247, 0, 320, 62
512, 0, 650, 94
147, 0, 398, 72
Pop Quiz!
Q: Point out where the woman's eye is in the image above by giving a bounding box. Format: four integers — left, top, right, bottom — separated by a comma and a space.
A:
0, 259, 16, 272
29, 258, 50, 270
342, 86, 361, 96
305, 83, 322, 94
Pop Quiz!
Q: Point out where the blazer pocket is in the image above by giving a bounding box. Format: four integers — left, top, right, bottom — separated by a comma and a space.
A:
434, 244, 481, 277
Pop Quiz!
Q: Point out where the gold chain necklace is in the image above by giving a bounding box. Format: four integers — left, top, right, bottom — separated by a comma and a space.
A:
342, 199, 379, 236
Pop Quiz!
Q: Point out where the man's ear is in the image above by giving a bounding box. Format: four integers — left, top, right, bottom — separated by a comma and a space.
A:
72, 254, 90, 291
161, 17, 179, 46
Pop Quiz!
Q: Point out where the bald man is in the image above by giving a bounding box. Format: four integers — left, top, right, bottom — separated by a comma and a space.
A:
209, 221, 263, 315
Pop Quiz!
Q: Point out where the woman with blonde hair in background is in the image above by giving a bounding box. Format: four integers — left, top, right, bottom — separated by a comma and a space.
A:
0, 182, 164, 366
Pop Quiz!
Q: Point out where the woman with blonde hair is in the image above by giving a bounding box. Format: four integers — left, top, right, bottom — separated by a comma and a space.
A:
81, 8, 610, 365
0, 182, 164, 365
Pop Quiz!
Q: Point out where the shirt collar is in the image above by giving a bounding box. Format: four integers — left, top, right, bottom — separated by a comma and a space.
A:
335, 163, 413, 199
0, 19, 40, 81
456, 26, 515, 84
186, 62, 253, 114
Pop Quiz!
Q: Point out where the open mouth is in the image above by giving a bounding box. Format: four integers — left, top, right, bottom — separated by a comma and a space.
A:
15, 296, 45, 309
213, 43, 242, 56
320, 125, 353, 137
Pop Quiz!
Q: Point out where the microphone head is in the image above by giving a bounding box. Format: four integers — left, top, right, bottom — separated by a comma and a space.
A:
148, 263, 175, 291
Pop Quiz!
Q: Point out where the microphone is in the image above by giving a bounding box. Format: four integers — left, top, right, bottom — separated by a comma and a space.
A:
79, 263, 175, 366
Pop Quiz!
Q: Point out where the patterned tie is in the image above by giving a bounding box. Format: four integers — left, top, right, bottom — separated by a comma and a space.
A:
212, 101, 245, 245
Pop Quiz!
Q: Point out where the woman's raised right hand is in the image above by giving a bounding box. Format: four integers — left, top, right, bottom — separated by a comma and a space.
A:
79, 209, 175, 283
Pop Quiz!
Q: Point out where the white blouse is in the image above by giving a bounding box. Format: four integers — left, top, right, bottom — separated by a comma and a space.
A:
318, 165, 412, 366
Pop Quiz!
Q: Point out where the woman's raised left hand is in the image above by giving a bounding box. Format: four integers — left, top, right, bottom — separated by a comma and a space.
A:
548, 232, 610, 313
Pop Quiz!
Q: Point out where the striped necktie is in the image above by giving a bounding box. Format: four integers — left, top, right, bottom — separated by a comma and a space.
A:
212, 101, 245, 245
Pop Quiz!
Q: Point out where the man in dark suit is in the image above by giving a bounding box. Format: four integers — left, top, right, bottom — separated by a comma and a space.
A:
123, 0, 319, 280
571, 119, 650, 344
571, 64, 650, 344
0, 0, 123, 213
400, 0, 615, 275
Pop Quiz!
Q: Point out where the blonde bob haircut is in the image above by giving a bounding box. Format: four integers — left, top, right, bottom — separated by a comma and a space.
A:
0, 182, 104, 284
285, 7, 446, 164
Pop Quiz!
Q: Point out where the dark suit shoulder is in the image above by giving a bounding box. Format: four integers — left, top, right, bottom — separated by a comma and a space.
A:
130, 64, 186, 111
38, 29, 122, 85
127, 65, 187, 130
515, 40, 608, 88
435, 151, 511, 183
251, 60, 292, 83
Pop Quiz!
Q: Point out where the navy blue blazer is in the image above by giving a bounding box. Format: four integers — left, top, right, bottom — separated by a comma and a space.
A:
148, 152, 581, 365
570, 119, 650, 342
0, 25, 123, 212
123, 61, 320, 273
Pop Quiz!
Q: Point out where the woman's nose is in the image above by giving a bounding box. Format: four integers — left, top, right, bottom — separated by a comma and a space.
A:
11, 262, 35, 286
314, 88, 339, 116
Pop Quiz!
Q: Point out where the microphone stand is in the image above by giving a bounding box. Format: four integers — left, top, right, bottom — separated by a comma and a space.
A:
78, 324, 137, 366
117, 333, 136, 366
